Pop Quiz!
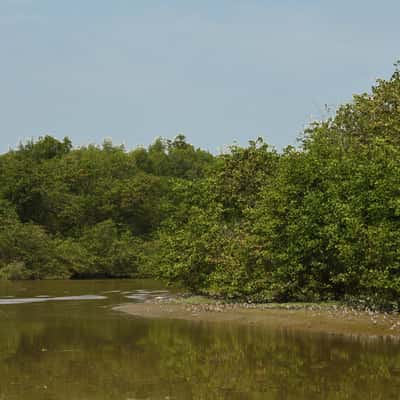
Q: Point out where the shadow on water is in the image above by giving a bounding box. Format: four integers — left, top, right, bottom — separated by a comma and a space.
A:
1, 280, 400, 400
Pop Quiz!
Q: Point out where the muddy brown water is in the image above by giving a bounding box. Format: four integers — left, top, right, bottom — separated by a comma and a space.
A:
0, 279, 400, 400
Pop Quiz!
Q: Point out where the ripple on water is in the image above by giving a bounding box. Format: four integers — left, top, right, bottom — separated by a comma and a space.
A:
124, 291, 172, 304
125, 294, 148, 300
0, 295, 107, 305
101, 290, 122, 294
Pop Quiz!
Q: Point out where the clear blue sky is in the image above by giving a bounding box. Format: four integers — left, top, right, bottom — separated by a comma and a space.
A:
0, 0, 398, 153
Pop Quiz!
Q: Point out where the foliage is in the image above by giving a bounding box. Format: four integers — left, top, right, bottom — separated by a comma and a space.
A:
1, 65, 400, 309
0, 135, 215, 280
156, 64, 400, 308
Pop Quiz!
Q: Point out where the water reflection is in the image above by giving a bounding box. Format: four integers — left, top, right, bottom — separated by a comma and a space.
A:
0, 280, 400, 399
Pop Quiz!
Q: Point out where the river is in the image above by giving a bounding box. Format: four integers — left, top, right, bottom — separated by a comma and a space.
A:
0, 279, 399, 399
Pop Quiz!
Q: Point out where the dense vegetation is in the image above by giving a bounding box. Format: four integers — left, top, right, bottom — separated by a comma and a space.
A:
1, 65, 400, 308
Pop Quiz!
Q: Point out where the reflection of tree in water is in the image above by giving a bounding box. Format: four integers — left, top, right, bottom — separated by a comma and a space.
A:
1, 314, 400, 400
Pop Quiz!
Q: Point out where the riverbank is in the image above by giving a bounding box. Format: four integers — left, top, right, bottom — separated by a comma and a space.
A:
114, 296, 400, 340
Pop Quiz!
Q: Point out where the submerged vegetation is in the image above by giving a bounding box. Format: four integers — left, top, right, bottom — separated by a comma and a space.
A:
1, 65, 400, 309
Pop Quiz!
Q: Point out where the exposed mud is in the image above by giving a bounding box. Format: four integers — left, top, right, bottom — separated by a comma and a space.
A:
114, 297, 400, 340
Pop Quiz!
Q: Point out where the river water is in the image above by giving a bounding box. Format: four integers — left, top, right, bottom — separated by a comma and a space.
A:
0, 279, 400, 400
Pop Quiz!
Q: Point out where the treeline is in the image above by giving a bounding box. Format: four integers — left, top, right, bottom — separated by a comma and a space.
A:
0, 135, 214, 280
1, 65, 400, 308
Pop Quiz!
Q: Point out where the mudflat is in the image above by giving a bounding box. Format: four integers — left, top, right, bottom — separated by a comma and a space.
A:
114, 299, 400, 339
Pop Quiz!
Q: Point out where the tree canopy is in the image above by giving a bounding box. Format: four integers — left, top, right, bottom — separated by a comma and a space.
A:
1, 65, 400, 309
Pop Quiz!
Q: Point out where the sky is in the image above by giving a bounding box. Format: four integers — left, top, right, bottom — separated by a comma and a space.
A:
0, 0, 399, 153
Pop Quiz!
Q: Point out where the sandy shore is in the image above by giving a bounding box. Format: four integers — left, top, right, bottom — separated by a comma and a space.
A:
114, 297, 400, 339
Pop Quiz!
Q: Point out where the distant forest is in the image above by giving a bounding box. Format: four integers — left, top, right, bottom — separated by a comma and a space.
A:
1, 65, 400, 309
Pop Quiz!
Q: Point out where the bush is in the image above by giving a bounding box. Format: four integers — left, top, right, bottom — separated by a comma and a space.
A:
0, 262, 32, 280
